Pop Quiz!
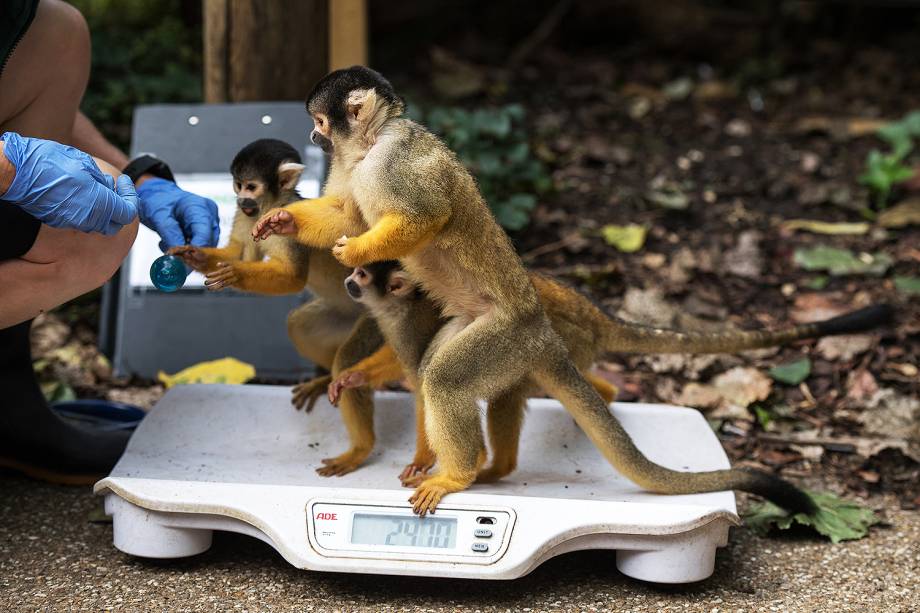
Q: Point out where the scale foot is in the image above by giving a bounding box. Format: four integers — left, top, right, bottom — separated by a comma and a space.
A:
106, 495, 213, 558
615, 525, 725, 583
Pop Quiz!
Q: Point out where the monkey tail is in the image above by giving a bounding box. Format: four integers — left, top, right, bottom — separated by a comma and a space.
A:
535, 354, 818, 515
598, 304, 893, 355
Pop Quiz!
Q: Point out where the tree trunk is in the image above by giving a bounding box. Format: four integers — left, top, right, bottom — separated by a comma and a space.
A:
203, 0, 329, 103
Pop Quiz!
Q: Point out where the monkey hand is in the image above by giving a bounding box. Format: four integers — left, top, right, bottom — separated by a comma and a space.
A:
252, 208, 296, 241
203, 261, 239, 291
327, 369, 369, 406
292, 375, 332, 412
332, 235, 365, 267
167, 245, 208, 272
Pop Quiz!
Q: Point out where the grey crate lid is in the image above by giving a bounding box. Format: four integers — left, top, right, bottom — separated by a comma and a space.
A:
129, 102, 313, 172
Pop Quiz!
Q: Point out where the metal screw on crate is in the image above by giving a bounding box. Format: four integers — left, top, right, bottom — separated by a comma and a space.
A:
149, 255, 189, 292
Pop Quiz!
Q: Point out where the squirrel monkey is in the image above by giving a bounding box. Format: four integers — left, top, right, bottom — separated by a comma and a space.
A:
170, 140, 376, 432
169, 139, 316, 295
330, 261, 893, 486
253, 66, 834, 516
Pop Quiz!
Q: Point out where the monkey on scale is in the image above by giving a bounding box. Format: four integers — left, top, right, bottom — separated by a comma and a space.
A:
321, 260, 891, 488
250, 66, 891, 516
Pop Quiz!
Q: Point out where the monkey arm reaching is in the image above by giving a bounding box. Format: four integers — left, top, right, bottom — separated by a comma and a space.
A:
169, 243, 243, 273
332, 211, 448, 267
204, 257, 307, 294
328, 344, 405, 405
252, 195, 366, 249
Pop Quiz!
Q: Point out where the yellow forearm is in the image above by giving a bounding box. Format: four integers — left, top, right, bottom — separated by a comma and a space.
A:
287, 195, 364, 249
344, 344, 405, 388
230, 259, 306, 295
344, 213, 448, 265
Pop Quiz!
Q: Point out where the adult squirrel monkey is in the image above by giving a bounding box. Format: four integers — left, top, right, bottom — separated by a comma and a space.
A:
252, 66, 888, 516
328, 261, 892, 486
331, 261, 619, 484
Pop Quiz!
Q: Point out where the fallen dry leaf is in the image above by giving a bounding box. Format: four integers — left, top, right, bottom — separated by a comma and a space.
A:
846, 368, 879, 403
617, 287, 679, 328
30, 313, 70, 357
790, 293, 848, 323
815, 334, 876, 361
877, 198, 920, 228
724, 230, 763, 279
677, 366, 772, 420
857, 388, 920, 462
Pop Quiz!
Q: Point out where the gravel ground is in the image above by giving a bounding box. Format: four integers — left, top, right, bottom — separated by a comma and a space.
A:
0, 474, 917, 612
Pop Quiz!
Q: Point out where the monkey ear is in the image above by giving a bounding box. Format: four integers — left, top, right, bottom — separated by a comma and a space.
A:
277, 162, 305, 191
346, 88, 379, 124
387, 272, 414, 296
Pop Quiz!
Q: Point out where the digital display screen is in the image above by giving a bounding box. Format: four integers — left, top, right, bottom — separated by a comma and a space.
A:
351, 514, 457, 549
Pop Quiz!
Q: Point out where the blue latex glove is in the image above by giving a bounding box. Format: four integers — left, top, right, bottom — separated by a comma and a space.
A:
0, 131, 138, 235
136, 178, 220, 251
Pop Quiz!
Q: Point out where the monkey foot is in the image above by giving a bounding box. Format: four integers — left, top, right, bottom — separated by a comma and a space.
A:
399, 460, 434, 486
408, 476, 470, 516
291, 375, 332, 412
316, 450, 368, 477
475, 464, 514, 484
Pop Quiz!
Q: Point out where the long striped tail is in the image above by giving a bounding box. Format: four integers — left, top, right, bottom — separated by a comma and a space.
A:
601, 304, 893, 354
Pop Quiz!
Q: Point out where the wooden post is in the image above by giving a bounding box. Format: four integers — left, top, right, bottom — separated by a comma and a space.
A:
203, 0, 329, 102
329, 0, 368, 70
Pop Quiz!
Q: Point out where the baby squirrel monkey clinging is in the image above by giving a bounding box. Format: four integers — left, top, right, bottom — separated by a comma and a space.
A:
252, 66, 881, 516
331, 261, 893, 487
334, 261, 618, 484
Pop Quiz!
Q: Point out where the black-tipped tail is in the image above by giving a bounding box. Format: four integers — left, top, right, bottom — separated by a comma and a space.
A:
815, 304, 894, 337
737, 468, 817, 515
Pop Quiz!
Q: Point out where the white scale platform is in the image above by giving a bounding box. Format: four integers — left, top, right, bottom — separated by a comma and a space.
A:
95, 384, 741, 583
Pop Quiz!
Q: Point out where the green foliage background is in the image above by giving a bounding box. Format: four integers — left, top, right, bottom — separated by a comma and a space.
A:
70, 0, 202, 150
69, 2, 546, 229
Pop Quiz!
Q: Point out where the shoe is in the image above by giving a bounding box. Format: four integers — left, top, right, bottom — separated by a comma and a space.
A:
0, 320, 130, 485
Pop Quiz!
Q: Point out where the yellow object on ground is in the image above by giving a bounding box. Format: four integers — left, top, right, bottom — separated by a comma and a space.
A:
157, 358, 256, 389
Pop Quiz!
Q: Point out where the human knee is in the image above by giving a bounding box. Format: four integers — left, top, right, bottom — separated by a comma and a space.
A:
47, 0, 91, 60
68, 220, 137, 291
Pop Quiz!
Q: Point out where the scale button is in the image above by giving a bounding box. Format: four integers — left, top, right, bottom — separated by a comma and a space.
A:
473, 528, 492, 538
471, 542, 489, 553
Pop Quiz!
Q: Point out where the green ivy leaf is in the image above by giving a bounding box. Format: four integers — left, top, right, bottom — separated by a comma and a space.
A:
805, 275, 829, 290
600, 224, 647, 253
494, 194, 537, 231
753, 404, 773, 429
745, 489, 879, 543
40, 380, 77, 403
793, 246, 893, 276
769, 358, 811, 385
894, 276, 920, 296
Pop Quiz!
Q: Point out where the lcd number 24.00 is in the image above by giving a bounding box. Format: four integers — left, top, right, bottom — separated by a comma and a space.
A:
351, 514, 457, 549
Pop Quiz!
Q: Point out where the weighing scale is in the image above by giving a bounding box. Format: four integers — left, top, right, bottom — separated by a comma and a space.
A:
95, 385, 741, 583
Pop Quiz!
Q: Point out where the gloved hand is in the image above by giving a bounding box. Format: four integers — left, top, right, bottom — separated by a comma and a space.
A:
0, 132, 138, 235
136, 178, 220, 252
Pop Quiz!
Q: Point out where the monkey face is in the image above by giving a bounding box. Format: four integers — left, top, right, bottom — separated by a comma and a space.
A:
344, 266, 372, 301
233, 177, 266, 216
344, 262, 412, 304
310, 113, 334, 154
